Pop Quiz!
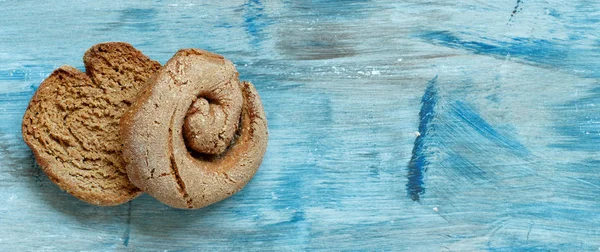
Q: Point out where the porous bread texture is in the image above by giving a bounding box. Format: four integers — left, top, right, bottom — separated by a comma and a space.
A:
21, 42, 160, 206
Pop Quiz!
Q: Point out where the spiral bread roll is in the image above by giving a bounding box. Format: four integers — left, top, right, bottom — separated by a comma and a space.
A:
121, 49, 268, 209
21, 42, 161, 205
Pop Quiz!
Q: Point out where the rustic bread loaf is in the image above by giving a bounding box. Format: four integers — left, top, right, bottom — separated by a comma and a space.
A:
21, 42, 161, 206
121, 49, 268, 209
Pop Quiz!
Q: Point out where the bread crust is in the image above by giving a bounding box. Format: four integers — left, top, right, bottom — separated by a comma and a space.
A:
121, 49, 268, 209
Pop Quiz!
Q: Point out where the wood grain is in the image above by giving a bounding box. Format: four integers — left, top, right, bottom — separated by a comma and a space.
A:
1, 0, 599, 250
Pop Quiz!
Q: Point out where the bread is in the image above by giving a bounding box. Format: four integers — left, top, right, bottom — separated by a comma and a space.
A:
21, 42, 161, 206
121, 49, 268, 209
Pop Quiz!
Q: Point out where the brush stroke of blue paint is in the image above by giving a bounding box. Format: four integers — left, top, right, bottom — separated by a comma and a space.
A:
406, 77, 531, 201
418, 31, 567, 64
508, 0, 523, 23
417, 30, 600, 78
243, 0, 272, 48
122, 202, 132, 247
406, 76, 438, 202
451, 101, 529, 156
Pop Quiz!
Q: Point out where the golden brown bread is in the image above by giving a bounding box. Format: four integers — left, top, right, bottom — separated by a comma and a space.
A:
121, 49, 268, 209
21, 42, 161, 206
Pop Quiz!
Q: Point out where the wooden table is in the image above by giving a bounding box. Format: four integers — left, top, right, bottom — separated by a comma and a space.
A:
1, 1, 599, 250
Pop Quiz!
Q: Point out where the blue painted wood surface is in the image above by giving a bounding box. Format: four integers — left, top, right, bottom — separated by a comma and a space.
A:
1, 1, 599, 250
